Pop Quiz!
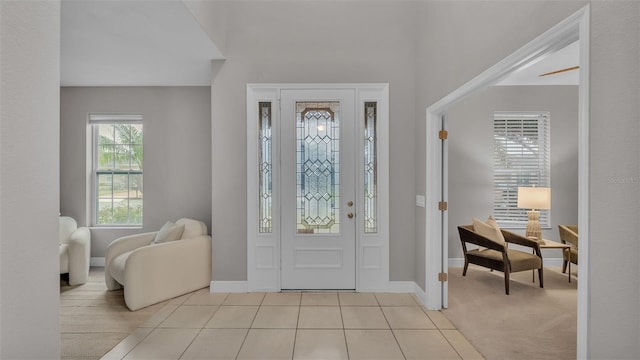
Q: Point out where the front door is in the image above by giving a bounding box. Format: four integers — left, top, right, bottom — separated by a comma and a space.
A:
280, 89, 356, 289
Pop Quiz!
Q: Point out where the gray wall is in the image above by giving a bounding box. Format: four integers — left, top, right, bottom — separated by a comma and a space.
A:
415, 1, 640, 357
447, 85, 579, 259
589, 2, 640, 358
1, 1, 61, 357
205, 2, 420, 281
60, 87, 212, 257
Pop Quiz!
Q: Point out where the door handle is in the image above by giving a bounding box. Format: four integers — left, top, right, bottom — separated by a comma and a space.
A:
347, 213, 354, 219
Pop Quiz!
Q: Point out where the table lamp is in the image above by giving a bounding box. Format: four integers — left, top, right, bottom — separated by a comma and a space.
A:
517, 186, 551, 241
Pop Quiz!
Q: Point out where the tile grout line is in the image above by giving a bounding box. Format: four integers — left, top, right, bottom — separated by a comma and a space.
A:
416, 302, 473, 360
176, 293, 224, 360
291, 294, 302, 360
438, 328, 466, 360
112, 304, 174, 360
376, 294, 408, 360
233, 292, 264, 360
337, 294, 351, 360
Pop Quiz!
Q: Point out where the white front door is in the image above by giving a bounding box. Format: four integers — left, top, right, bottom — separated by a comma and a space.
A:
280, 89, 356, 289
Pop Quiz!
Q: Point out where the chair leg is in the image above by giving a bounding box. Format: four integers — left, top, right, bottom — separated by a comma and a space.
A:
462, 259, 469, 276
504, 271, 510, 295
538, 267, 544, 288
562, 259, 568, 273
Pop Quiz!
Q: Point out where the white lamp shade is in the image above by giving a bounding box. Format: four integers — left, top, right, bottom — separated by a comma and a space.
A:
517, 187, 551, 210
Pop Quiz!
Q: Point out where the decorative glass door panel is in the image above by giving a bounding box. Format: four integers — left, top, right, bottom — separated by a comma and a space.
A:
281, 89, 356, 289
258, 102, 273, 233
296, 101, 341, 235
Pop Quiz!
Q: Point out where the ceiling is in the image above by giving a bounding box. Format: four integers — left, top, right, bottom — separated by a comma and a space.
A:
61, 2, 578, 87
495, 40, 579, 86
61, 0, 223, 86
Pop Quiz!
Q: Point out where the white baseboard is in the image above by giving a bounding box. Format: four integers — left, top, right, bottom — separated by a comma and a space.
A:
542, 258, 564, 267
448, 258, 465, 268
412, 282, 428, 306
208, 280, 429, 307
209, 281, 420, 294
448, 257, 564, 268
91, 257, 105, 267
387, 281, 417, 293
210, 281, 249, 293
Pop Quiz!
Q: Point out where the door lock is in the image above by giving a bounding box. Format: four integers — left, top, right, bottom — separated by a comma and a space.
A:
347, 201, 353, 207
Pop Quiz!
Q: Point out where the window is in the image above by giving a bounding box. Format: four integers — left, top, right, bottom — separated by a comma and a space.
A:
258, 102, 272, 233
493, 111, 550, 228
90, 114, 143, 226
364, 101, 378, 234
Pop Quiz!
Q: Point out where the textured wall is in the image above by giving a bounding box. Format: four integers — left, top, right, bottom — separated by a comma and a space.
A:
0, 1, 61, 357
588, 2, 640, 358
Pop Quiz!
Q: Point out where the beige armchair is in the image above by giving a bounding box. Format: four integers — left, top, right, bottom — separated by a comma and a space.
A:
458, 223, 543, 294
105, 218, 212, 311
59, 216, 91, 285
558, 224, 578, 274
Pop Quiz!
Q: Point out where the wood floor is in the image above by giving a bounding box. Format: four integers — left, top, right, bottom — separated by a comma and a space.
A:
60, 268, 167, 359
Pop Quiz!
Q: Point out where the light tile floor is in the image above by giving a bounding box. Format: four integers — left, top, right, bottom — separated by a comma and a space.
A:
101, 291, 483, 360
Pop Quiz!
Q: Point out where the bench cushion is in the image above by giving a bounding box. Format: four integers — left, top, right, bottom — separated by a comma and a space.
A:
467, 248, 541, 272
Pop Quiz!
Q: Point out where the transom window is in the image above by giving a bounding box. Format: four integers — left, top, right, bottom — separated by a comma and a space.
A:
493, 111, 550, 228
89, 114, 143, 226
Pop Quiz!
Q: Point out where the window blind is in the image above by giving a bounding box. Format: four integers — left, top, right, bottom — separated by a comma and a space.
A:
493, 111, 550, 228
89, 114, 143, 124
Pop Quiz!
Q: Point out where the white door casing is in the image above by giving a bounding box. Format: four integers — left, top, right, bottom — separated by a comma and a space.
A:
247, 83, 389, 292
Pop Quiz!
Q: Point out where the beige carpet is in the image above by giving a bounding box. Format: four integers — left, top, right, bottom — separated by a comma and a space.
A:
60, 268, 165, 360
443, 265, 577, 360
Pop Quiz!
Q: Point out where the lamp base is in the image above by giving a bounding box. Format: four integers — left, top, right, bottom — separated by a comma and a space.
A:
525, 210, 542, 242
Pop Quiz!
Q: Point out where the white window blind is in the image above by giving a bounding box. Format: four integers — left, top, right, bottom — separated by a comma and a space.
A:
493, 111, 550, 228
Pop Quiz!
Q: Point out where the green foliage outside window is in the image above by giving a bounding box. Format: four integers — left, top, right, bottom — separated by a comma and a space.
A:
95, 123, 143, 225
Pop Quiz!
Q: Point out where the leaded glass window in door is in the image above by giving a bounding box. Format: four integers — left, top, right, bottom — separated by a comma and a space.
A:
258, 102, 272, 233
296, 101, 341, 234
364, 102, 378, 234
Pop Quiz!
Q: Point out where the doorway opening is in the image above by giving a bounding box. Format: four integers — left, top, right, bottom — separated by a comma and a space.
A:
423, 5, 590, 358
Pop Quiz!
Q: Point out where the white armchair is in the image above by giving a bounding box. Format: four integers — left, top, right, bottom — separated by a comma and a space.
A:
59, 216, 91, 285
105, 218, 212, 311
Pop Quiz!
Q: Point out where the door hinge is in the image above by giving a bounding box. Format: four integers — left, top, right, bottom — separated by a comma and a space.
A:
438, 272, 448, 282
438, 201, 448, 211
438, 130, 448, 140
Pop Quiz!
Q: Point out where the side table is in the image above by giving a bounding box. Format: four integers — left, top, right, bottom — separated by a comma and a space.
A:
537, 239, 572, 283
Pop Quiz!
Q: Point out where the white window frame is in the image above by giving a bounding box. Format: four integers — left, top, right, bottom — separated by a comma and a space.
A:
88, 114, 144, 228
493, 111, 551, 229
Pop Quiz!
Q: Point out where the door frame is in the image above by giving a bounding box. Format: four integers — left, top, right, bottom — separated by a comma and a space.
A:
247, 83, 389, 292
423, 5, 590, 358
